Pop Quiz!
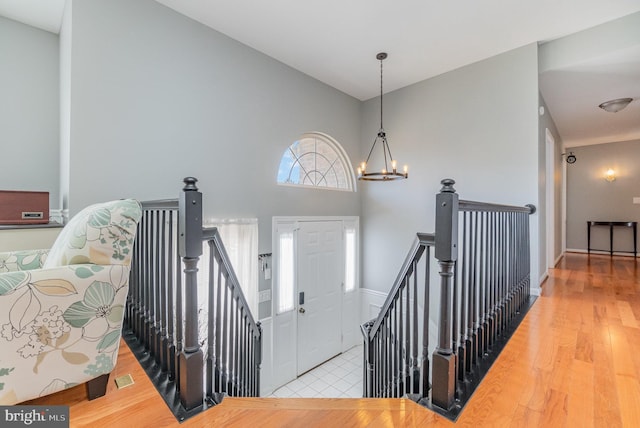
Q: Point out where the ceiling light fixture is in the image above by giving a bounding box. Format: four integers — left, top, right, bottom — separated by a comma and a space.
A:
357, 53, 408, 181
598, 98, 633, 113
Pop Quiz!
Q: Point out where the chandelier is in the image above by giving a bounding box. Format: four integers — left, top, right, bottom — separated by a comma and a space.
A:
358, 52, 408, 181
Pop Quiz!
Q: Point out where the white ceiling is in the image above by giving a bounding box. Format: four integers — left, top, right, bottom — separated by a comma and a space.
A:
1, 0, 640, 148
540, 43, 640, 148
0, 0, 64, 34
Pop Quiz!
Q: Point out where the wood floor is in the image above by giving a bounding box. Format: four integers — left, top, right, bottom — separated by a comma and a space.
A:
26, 253, 640, 427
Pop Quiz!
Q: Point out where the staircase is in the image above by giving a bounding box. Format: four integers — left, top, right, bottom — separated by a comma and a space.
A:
124, 177, 261, 421
361, 179, 536, 420
123, 176, 535, 422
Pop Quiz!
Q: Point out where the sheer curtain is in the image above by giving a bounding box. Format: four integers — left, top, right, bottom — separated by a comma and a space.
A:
206, 218, 259, 316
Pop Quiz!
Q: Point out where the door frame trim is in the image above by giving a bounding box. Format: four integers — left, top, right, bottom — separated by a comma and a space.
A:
545, 128, 555, 271
271, 215, 360, 389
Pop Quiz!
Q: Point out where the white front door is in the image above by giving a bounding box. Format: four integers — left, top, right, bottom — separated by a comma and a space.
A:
296, 220, 342, 375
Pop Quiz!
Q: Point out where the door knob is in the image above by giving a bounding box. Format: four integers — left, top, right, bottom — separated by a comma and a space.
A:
299, 307, 306, 314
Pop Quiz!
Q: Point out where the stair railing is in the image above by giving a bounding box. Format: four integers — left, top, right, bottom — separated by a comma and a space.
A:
203, 226, 262, 400
125, 177, 261, 420
362, 178, 536, 418
361, 232, 434, 400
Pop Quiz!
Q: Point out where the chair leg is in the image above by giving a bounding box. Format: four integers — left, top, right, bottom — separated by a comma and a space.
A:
86, 373, 110, 400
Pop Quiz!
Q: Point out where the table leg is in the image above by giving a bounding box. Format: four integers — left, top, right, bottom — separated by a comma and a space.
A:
610, 224, 614, 256
634, 223, 637, 258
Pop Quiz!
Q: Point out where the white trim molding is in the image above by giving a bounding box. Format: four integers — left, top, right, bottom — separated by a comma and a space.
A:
49, 209, 64, 224
360, 288, 387, 324
566, 248, 638, 258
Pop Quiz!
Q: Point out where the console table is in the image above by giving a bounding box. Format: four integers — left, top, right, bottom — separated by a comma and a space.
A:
587, 221, 637, 257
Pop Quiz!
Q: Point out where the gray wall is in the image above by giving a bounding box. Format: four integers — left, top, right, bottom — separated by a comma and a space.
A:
360, 44, 540, 293
538, 94, 563, 275
566, 140, 640, 253
0, 16, 59, 209
65, 0, 362, 319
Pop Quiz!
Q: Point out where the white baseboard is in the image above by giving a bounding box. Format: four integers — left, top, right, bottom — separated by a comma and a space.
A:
538, 271, 549, 285
258, 317, 273, 397
566, 248, 638, 258
359, 288, 387, 324
554, 253, 564, 267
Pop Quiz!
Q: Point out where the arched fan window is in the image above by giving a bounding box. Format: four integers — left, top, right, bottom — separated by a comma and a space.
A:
277, 132, 356, 191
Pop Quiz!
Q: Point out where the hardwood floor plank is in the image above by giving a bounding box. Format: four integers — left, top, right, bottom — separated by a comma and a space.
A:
510, 404, 542, 428
617, 300, 639, 328
538, 388, 568, 427
566, 359, 594, 428
575, 329, 594, 363
19, 254, 640, 427
615, 374, 640, 428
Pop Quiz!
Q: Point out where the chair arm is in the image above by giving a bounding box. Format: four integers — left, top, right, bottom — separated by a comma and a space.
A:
0, 249, 49, 273
0, 263, 130, 405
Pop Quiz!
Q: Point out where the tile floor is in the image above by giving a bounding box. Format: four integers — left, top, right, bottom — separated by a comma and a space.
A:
269, 345, 363, 398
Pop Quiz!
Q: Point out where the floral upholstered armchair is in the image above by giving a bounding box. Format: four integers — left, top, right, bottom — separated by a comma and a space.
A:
0, 199, 141, 405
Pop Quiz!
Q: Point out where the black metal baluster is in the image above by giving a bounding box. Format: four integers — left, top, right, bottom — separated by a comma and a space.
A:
214, 252, 222, 392
167, 210, 177, 382
144, 210, 152, 350
404, 277, 411, 395
206, 241, 215, 398
222, 276, 230, 394
459, 212, 469, 377
159, 210, 168, 372
233, 295, 240, 395
153, 210, 162, 363
472, 211, 481, 363
480, 211, 488, 353
421, 246, 430, 398
412, 263, 419, 394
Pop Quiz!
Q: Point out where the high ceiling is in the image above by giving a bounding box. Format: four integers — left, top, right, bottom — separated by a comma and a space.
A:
1, 0, 639, 147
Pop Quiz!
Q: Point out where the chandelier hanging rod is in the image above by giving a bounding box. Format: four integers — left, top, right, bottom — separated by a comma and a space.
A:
357, 52, 408, 181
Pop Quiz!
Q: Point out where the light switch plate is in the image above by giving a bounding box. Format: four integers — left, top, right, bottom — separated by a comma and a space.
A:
634, 197, 640, 204
259, 289, 271, 303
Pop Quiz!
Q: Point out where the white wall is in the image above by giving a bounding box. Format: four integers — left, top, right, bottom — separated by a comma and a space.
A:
64, 0, 362, 288
360, 44, 540, 294
566, 140, 640, 253
0, 16, 59, 209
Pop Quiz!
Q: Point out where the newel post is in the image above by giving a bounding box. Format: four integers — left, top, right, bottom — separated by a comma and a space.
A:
178, 177, 204, 410
432, 178, 459, 411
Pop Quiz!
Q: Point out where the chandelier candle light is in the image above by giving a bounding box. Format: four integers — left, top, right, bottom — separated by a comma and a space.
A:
358, 52, 408, 181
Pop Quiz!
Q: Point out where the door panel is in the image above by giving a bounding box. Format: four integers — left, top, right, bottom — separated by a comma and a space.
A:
297, 221, 342, 375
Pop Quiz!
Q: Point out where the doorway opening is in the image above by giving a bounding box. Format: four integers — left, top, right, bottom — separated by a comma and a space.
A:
271, 216, 359, 392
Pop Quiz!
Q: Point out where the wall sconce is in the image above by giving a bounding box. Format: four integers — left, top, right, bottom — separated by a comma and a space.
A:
605, 168, 616, 182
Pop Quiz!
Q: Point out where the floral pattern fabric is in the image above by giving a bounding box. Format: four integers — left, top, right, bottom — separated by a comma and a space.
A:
43, 199, 141, 268
0, 249, 48, 273
0, 199, 141, 405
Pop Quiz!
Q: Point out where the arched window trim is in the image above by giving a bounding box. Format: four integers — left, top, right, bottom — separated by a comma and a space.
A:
277, 132, 357, 192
